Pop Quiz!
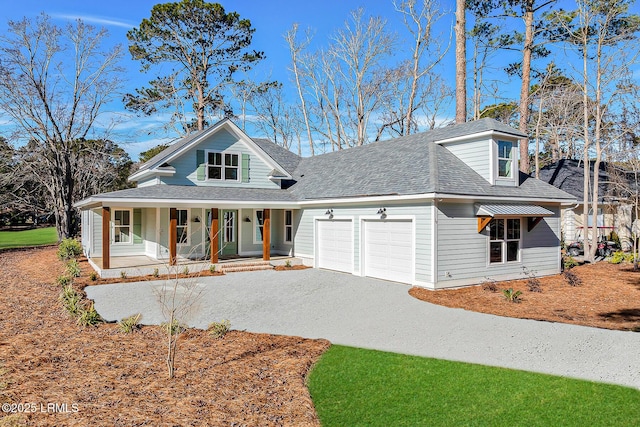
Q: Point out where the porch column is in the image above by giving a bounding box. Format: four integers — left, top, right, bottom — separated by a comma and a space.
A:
210, 208, 219, 263
169, 208, 177, 266
102, 207, 110, 270
262, 208, 271, 261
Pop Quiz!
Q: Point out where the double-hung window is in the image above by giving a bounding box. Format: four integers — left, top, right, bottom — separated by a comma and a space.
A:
207, 151, 239, 181
176, 209, 189, 245
113, 209, 132, 244
284, 210, 293, 243
489, 218, 521, 263
254, 210, 265, 243
497, 141, 513, 178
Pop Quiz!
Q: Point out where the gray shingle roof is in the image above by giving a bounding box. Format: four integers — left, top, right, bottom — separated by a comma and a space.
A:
253, 138, 301, 174
538, 159, 620, 202
287, 119, 573, 201
95, 185, 298, 202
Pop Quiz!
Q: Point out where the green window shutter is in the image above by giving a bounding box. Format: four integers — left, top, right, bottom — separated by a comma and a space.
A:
133, 208, 142, 244
196, 150, 205, 181
242, 153, 250, 183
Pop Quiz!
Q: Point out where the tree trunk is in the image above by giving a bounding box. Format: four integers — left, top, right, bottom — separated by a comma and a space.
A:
518, 3, 534, 174
455, 0, 466, 124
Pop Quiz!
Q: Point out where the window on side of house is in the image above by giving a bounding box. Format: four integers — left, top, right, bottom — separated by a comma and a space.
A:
113, 209, 132, 244
206, 151, 239, 181
489, 218, 521, 264
284, 210, 293, 243
177, 209, 189, 245
497, 141, 513, 178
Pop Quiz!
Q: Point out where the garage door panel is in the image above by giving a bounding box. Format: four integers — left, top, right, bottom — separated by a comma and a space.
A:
317, 220, 353, 273
364, 220, 413, 284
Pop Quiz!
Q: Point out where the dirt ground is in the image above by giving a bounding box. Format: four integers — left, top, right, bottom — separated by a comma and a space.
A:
410, 261, 640, 332
0, 247, 329, 426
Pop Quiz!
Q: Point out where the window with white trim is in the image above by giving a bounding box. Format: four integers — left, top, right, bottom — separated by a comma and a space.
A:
284, 210, 293, 243
177, 209, 189, 245
206, 151, 239, 181
254, 209, 265, 243
489, 218, 520, 263
497, 141, 513, 178
113, 209, 132, 244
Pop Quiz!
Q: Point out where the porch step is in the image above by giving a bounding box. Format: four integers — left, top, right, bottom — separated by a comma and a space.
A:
218, 260, 274, 273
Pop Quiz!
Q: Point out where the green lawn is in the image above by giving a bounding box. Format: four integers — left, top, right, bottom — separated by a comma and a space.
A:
308, 345, 640, 427
0, 227, 58, 249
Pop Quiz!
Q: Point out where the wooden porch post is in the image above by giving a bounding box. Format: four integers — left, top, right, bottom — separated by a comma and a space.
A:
262, 208, 271, 261
169, 208, 177, 266
102, 207, 110, 270
210, 208, 219, 263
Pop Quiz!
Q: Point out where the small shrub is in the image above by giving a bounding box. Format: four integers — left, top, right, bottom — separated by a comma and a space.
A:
152, 268, 160, 278
563, 270, 583, 287
563, 255, 579, 270
162, 319, 186, 336
502, 288, 522, 303
522, 266, 542, 293
481, 278, 498, 292
209, 265, 216, 273
208, 319, 231, 339
118, 313, 142, 333
57, 238, 82, 260
120, 271, 127, 279
285, 260, 292, 268
182, 266, 189, 275
56, 275, 71, 287
89, 272, 98, 281
66, 259, 81, 278
609, 251, 626, 265
626, 252, 637, 263
77, 302, 102, 327
59, 285, 81, 317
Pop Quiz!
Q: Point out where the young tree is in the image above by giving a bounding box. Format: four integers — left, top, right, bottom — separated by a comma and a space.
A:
125, 0, 265, 133
0, 15, 123, 239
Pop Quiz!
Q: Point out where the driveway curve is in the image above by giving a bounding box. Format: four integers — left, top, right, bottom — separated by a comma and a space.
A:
85, 269, 640, 390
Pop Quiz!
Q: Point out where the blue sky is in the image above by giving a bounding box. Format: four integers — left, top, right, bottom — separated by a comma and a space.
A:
1, 0, 637, 159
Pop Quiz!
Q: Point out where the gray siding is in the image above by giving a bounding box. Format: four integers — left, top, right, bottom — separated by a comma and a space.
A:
238, 208, 291, 255
436, 202, 561, 288
160, 128, 280, 189
294, 203, 432, 284
443, 138, 491, 182
91, 208, 102, 257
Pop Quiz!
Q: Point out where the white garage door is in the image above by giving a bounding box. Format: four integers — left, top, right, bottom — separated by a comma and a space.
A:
317, 219, 353, 273
364, 220, 413, 284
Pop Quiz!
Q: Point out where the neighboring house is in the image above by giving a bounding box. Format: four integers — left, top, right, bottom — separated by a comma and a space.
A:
75, 118, 575, 289
539, 159, 636, 250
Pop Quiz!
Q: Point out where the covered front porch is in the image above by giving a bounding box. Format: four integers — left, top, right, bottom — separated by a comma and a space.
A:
80, 204, 297, 278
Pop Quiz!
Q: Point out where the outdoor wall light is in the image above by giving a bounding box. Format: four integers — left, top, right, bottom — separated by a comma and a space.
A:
193, 216, 201, 223
325, 209, 334, 215
377, 207, 387, 215
244, 217, 251, 222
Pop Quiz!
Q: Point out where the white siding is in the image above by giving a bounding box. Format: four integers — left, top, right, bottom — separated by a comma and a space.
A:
294, 203, 432, 283
436, 202, 561, 289
160, 128, 280, 189
91, 208, 102, 257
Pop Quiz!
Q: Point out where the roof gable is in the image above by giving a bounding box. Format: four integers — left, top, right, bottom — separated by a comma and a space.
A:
129, 119, 298, 182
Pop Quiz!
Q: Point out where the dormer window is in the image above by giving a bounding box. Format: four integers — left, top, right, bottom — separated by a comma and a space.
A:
206, 151, 239, 181
497, 141, 513, 178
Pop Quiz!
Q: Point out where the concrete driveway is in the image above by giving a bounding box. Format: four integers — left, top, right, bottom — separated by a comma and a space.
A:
85, 269, 640, 390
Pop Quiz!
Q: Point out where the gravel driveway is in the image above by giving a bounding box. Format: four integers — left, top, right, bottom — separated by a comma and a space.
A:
85, 269, 640, 389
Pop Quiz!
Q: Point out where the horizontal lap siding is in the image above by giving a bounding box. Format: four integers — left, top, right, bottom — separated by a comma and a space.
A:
294, 203, 432, 283
443, 138, 491, 182
160, 128, 280, 189
436, 202, 561, 288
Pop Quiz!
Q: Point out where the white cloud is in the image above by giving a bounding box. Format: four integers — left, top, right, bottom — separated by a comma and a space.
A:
51, 13, 134, 29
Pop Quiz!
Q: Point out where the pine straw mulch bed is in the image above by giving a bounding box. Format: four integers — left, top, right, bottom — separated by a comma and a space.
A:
0, 247, 329, 426
410, 261, 640, 332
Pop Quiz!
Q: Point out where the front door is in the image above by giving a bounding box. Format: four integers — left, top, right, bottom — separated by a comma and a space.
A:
220, 210, 237, 257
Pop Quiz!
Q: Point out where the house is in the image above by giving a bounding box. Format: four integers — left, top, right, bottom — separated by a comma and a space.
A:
75, 118, 575, 288
539, 159, 636, 250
